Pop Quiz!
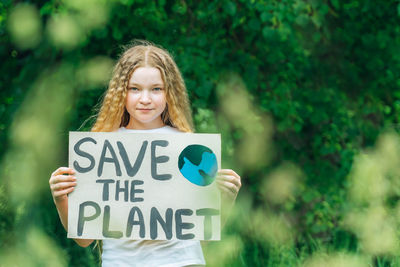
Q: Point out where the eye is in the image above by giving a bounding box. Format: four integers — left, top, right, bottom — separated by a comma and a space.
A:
129, 87, 139, 91
153, 87, 163, 91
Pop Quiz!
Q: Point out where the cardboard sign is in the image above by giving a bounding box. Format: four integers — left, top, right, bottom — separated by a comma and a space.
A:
68, 132, 221, 241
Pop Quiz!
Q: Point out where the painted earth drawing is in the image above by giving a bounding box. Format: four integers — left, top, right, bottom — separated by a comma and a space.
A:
178, 144, 218, 186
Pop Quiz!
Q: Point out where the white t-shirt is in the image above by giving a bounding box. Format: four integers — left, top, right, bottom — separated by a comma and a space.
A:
101, 126, 206, 267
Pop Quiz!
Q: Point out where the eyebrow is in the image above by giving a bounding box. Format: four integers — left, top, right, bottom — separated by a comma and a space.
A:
128, 83, 164, 87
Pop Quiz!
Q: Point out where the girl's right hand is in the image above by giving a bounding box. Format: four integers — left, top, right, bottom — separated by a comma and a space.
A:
49, 167, 77, 203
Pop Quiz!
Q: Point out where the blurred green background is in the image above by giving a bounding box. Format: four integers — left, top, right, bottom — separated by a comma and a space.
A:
1, 0, 400, 266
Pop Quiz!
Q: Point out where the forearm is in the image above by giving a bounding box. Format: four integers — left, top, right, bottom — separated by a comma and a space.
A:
50, 167, 95, 247
54, 198, 69, 231
220, 198, 235, 228
216, 169, 241, 228
54, 198, 94, 247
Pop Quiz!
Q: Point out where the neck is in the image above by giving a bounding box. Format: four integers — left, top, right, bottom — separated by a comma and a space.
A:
125, 118, 165, 130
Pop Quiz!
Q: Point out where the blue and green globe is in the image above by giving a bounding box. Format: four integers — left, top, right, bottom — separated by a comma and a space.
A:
178, 145, 218, 186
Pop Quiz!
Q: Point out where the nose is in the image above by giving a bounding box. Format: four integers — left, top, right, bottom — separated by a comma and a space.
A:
139, 90, 151, 104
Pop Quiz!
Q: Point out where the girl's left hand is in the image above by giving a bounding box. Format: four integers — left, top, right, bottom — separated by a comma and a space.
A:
216, 169, 241, 203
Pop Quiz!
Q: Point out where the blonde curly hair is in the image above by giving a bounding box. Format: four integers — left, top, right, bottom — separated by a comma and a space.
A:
91, 41, 193, 133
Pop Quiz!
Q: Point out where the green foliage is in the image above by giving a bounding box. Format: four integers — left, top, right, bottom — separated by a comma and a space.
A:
1, 0, 400, 266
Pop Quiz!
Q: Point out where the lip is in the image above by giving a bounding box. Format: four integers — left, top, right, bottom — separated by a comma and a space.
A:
136, 108, 153, 114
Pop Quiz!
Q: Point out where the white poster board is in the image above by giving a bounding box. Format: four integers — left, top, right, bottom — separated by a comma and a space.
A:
68, 132, 221, 241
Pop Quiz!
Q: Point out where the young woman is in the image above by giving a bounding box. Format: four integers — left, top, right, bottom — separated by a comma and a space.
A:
49, 41, 241, 266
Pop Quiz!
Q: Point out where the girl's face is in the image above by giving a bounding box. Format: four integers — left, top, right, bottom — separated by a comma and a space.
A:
125, 67, 167, 130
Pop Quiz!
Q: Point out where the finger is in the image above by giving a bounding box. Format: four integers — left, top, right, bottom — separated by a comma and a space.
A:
216, 175, 241, 188
218, 169, 240, 178
52, 167, 75, 176
217, 180, 239, 195
53, 187, 75, 197
50, 175, 76, 185
217, 183, 236, 199
51, 181, 77, 191
217, 173, 241, 185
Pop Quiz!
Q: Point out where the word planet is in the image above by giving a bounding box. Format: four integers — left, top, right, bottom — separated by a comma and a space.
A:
178, 144, 218, 186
